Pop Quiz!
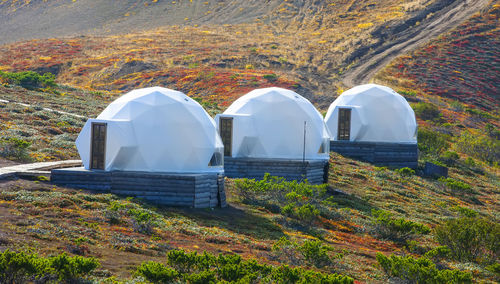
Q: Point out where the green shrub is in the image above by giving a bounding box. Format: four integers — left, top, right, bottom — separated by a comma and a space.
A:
0, 250, 45, 283
376, 253, 472, 283
465, 108, 495, 119
128, 208, 155, 235
485, 123, 500, 140
263, 73, 279, 81
298, 240, 332, 268
485, 263, 500, 277
449, 100, 464, 112
449, 206, 478, 218
272, 265, 353, 284
398, 89, 417, 98
0, 250, 99, 283
418, 128, 450, 156
167, 249, 209, 273
439, 151, 460, 166
48, 253, 100, 281
424, 246, 451, 261
136, 249, 353, 284
271, 237, 303, 265
456, 132, 499, 164
136, 261, 178, 283
372, 210, 430, 242
234, 174, 333, 224
282, 203, 320, 222
0, 71, 56, 89
438, 177, 472, 192
0, 137, 32, 161
412, 102, 442, 121
395, 167, 415, 177
184, 270, 216, 284
435, 217, 499, 263
464, 157, 476, 167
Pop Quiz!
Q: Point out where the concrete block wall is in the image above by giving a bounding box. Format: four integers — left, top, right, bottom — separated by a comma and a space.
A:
224, 158, 329, 184
51, 168, 226, 208
330, 141, 418, 168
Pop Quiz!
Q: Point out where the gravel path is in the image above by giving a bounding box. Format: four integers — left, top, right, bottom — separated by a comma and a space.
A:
341, 0, 491, 87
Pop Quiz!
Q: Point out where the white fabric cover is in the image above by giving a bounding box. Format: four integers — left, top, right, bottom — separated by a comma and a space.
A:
215, 87, 330, 160
76, 87, 223, 173
324, 84, 417, 143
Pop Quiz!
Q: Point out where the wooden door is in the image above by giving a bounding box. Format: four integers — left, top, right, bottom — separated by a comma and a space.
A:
337, 108, 351, 141
219, 117, 233, 156
90, 122, 107, 170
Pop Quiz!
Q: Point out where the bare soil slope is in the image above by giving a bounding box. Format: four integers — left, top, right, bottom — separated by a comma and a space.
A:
341, 0, 491, 87
0, 0, 283, 45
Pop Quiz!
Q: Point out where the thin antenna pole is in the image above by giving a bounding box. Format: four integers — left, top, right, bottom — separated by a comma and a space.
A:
303, 121, 306, 163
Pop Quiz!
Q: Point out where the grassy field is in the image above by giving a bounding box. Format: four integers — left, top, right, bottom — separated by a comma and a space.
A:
0, 151, 498, 282
0, 0, 498, 283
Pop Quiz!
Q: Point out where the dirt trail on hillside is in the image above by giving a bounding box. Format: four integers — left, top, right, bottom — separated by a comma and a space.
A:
341, 0, 491, 87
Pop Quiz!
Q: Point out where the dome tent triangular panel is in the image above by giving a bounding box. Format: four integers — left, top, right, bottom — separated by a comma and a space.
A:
324, 84, 417, 143
217, 87, 330, 161
76, 87, 224, 173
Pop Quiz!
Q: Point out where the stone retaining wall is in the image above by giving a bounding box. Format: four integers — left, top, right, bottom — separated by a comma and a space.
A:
330, 141, 418, 168
224, 158, 329, 184
51, 168, 226, 208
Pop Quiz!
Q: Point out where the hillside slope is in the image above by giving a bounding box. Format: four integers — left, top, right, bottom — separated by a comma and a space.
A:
375, 1, 499, 111
341, 0, 491, 87
0, 0, 286, 45
1, 0, 493, 110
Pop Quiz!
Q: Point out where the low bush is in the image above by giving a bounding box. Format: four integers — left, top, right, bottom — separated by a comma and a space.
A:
271, 237, 338, 268
424, 246, 451, 262
0, 250, 99, 283
271, 237, 303, 265
398, 89, 418, 99
434, 217, 499, 263
136, 249, 353, 284
234, 174, 335, 224
298, 239, 332, 268
48, 253, 100, 281
438, 177, 472, 192
281, 203, 320, 222
485, 123, 500, 140
449, 100, 465, 112
449, 206, 478, 218
412, 102, 442, 121
136, 261, 178, 283
376, 253, 472, 283
0, 137, 32, 161
263, 73, 279, 82
418, 128, 450, 156
0, 71, 56, 89
104, 200, 160, 234
456, 132, 499, 164
372, 210, 430, 242
485, 263, 500, 278
394, 167, 415, 177
439, 151, 460, 166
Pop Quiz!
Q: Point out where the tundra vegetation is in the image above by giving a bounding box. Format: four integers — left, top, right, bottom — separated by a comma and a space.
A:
0, 0, 498, 283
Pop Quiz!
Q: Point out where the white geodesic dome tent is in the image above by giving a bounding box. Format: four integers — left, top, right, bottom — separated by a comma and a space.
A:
324, 84, 417, 143
76, 87, 223, 173
215, 87, 330, 160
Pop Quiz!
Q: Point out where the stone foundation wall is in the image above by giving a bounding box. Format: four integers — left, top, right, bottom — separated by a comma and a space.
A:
330, 141, 418, 168
51, 168, 226, 208
224, 158, 329, 184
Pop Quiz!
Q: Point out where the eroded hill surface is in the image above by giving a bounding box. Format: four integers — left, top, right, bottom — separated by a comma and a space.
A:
1, 0, 493, 110
376, 1, 500, 111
